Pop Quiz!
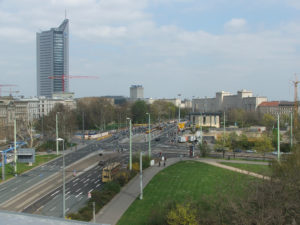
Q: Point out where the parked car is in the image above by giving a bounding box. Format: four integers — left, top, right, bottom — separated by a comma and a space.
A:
233, 149, 242, 153
155, 137, 161, 142
246, 149, 257, 153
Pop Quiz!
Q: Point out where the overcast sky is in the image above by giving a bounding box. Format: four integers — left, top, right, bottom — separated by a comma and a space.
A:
0, 0, 300, 100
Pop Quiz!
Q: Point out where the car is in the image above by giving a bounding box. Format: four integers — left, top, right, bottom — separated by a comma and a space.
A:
246, 149, 257, 153
233, 149, 242, 153
155, 137, 161, 141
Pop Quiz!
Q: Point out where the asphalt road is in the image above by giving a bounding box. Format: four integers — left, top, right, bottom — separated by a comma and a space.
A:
0, 137, 114, 205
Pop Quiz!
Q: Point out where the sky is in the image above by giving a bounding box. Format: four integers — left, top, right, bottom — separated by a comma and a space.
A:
1, 0, 300, 101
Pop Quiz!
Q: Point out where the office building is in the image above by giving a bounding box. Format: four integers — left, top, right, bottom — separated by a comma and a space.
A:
130, 85, 144, 100
37, 19, 69, 97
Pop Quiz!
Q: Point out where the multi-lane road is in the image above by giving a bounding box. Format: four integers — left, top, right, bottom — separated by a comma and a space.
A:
0, 123, 181, 218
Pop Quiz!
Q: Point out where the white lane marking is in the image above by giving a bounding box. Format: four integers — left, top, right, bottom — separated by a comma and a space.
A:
75, 192, 82, 198
50, 190, 59, 197
11, 187, 17, 191
66, 196, 71, 200
25, 179, 32, 184
84, 183, 88, 187
15, 180, 21, 184
76, 188, 81, 193
66, 208, 69, 212
83, 178, 90, 183
78, 196, 83, 201
73, 178, 79, 183
94, 181, 98, 184
50, 206, 56, 211
66, 191, 70, 195
73, 182, 78, 186
36, 205, 44, 211
0, 187, 7, 192
88, 189, 93, 193
96, 184, 100, 187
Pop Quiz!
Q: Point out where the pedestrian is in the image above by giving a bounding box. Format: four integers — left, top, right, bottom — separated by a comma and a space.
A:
163, 161, 166, 167
165, 157, 167, 162
158, 161, 161, 167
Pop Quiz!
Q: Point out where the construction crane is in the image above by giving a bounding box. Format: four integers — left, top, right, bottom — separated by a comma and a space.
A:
0, 84, 17, 97
293, 75, 300, 129
48, 75, 99, 93
2, 90, 20, 96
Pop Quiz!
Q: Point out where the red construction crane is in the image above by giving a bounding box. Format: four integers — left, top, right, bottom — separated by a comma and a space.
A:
48, 75, 99, 93
0, 84, 17, 97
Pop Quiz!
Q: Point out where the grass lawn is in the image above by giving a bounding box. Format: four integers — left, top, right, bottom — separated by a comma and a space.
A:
117, 161, 255, 225
0, 154, 60, 182
220, 162, 272, 177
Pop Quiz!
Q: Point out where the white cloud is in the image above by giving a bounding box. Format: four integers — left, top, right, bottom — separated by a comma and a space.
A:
224, 18, 247, 32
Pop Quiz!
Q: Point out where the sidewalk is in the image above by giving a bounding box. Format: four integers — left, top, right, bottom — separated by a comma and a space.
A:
95, 157, 180, 225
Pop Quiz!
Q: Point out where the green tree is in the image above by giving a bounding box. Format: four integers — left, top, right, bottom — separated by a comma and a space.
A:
131, 100, 148, 123
254, 135, 273, 155
167, 203, 198, 225
262, 114, 276, 130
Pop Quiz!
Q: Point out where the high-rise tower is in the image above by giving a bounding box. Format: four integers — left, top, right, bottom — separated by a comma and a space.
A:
37, 19, 69, 97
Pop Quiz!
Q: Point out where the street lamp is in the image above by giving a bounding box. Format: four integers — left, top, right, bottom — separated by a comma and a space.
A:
178, 94, 181, 123
126, 118, 132, 170
146, 113, 151, 159
57, 138, 65, 218
56, 113, 59, 155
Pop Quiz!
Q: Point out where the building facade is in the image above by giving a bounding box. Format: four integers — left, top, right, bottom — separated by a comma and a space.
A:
258, 101, 298, 116
37, 19, 69, 97
193, 90, 267, 113
189, 112, 220, 128
130, 85, 144, 100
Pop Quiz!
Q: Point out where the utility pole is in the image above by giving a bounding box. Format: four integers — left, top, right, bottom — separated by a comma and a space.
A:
2, 152, 5, 181
93, 202, 96, 223
127, 118, 132, 170
290, 111, 293, 149
293, 75, 299, 130
140, 151, 143, 200
277, 114, 280, 162
146, 113, 151, 159
223, 111, 226, 148
56, 113, 59, 155
82, 112, 85, 144
14, 119, 17, 174
178, 94, 181, 123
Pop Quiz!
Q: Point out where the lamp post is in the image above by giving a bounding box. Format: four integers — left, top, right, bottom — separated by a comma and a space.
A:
178, 94, 181, 123
56, 113, 59, 155
127, 118, 132, 170
140, 151, 143, 200
146, 113, 151, 159
57, 138, 65, 218
290, 111, 293, 149
14, 119, 17, 174
277, 114, 280, 162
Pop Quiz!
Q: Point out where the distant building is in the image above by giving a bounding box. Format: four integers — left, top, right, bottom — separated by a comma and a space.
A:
130, 85, 144, 100
37, 19, 69, 97
258, 101, 297, 116
189, 112, 220, 128
193, 90, 267, 113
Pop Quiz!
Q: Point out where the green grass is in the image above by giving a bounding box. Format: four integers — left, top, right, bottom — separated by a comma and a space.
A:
0, 154, 59, 182
117, 161, 254, 225
220, 162, 272, 177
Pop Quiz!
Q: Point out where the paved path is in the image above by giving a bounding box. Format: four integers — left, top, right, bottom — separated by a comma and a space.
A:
95, 157, 270, 225
95, 157, 180, 225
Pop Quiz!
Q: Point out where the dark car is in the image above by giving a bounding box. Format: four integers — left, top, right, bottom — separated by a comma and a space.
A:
233, 149, 242, 153
155, 137, 161, 141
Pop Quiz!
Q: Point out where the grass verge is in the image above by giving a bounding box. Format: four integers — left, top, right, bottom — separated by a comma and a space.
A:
0, 154, 59, 182
117, 160, 255, 225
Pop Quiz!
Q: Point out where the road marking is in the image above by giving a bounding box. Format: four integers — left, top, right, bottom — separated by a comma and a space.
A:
50, 206, 56, 211
88, 189, 93, 193
83, 178, 89, 183
76, 188, 81, 193
0, 187, 7, 192
96, 184, 100, 187
50, 190, 59, 197
25, 179, 32, 184
75, 192, 82, 198
36, 205, 44, 211
66, 196, 71, 200
11, 187, 17, 191
73, 182, 78, 186
66, 191, 70, 195
73, 178, 79, 183
15, 180, 21, 184
66, 208, 69, 212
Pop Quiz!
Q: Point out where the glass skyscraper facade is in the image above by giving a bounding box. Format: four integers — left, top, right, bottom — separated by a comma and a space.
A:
36, 19, 69, 97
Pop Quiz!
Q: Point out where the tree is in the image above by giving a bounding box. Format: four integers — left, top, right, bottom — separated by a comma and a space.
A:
167, 203, 198, 225
262, 114, 276, 130
254, 135, 273, 155
131, 100, 148, 124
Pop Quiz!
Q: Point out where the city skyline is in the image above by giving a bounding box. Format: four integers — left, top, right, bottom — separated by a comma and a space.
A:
0, 0, 300, 100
